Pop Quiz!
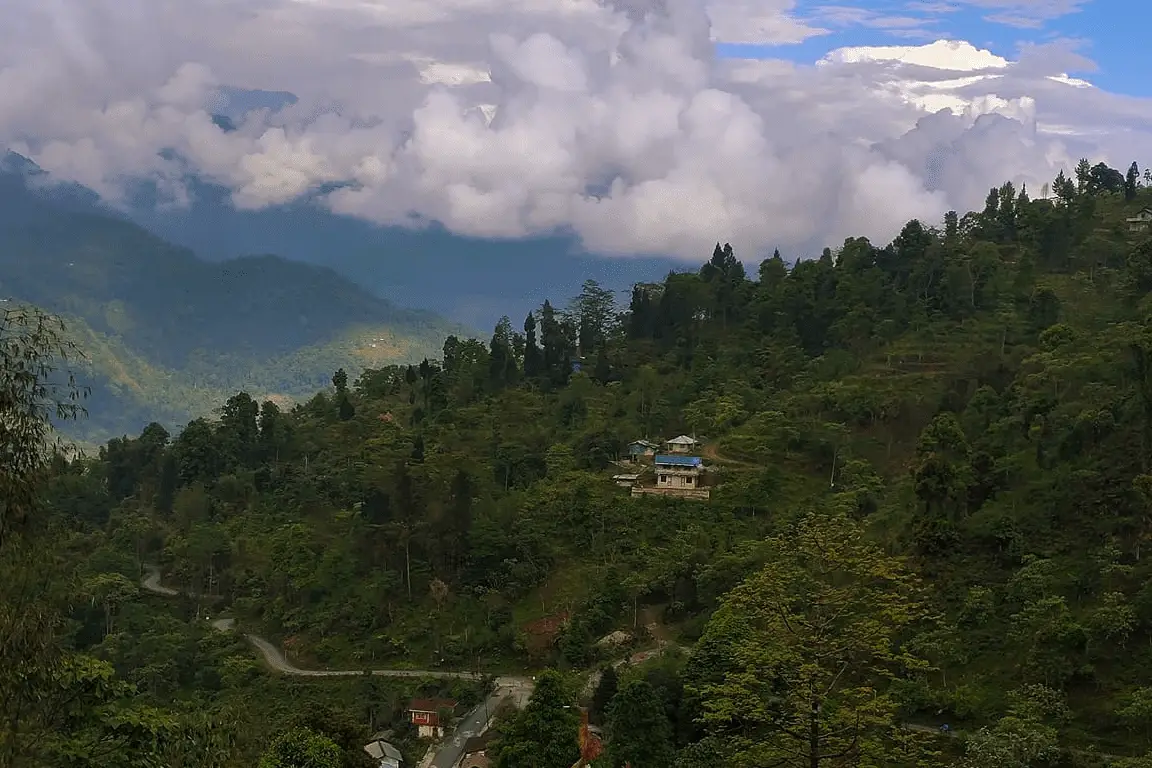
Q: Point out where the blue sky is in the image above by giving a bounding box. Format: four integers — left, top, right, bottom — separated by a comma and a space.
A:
714, 0, 1151, 97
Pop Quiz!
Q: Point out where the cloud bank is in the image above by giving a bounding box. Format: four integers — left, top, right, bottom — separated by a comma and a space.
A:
2, 0, 1150, 262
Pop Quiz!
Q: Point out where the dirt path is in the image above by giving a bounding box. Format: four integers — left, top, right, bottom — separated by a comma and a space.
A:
700, 442, 756, 467
141, 566, 178, 596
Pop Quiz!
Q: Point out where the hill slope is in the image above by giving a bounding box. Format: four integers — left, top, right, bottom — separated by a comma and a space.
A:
0, 172, 466, 443
19, 159, 1152, 766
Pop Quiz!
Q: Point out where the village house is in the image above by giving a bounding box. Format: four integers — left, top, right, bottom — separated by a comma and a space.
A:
407, 698, 458, 739
626, 439, 659, 462
663, 434, 701, 454
612, 473, 640, 488
362, 734, 403, 768
631, 454, 710, 500
459, 734, 492, 768
1129, 207, 1152, 233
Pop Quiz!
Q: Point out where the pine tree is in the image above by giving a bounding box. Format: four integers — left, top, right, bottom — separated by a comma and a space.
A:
489, 316, 516, 390
570, 280, 617, 355
337, 393, 354, 421
523, 312, 541, 379
944, 210, 959, 241
1075, 158, 1092, 192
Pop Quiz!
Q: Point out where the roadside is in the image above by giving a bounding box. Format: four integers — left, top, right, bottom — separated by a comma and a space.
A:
143, 565, 536, 768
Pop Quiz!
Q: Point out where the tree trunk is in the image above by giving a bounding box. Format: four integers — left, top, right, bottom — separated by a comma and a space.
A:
405, 539, 412, 600
809, 698, 821, 768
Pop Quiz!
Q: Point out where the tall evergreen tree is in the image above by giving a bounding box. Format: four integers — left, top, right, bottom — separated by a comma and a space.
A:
1075, 158, 1093, 193
539, 301, 572, 387
523, 312, 541, 379
337, 394, 355, 421
570, 280, 617, 355
489, 316, 517, 389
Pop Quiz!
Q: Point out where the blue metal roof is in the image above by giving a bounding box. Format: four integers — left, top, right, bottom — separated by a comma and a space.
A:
654, 454, 702, 467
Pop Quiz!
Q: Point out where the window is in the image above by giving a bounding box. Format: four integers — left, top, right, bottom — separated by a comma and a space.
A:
685, 476, 693, 485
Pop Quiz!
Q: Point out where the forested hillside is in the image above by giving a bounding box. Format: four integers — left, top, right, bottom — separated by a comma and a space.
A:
0, 164, 465, 444
8, 158, 1152, 767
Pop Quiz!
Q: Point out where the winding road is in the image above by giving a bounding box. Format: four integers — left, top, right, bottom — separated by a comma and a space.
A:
140, 566, 533, 768
141, 567, 524, 682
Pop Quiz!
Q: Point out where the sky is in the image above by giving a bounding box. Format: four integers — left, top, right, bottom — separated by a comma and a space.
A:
1, 0, 1150, 265
715, 0, 1149, 96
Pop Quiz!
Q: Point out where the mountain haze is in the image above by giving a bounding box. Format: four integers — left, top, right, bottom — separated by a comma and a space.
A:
0, 165, 466, 443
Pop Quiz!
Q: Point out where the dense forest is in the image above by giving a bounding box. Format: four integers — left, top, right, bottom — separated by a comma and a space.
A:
6, 158, 1152, 766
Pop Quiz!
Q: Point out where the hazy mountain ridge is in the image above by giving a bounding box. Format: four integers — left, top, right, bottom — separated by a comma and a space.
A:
0, 163, 467, 442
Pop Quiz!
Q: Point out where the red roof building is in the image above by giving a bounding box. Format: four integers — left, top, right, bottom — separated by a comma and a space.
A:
408, 698, 459, 739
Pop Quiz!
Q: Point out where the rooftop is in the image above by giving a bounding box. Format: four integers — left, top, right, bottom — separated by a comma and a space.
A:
364, 738, 402, 761
654, 454, 703, 467
409, 698, 457, 713
463, 734, 492, 754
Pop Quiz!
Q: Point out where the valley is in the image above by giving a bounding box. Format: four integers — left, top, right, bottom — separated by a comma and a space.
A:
0, 164, 466, 444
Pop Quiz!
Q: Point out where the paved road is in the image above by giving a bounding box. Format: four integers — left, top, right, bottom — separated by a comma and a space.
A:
143, 567, 1130, 765
142, 566, 515, 682
427, 686, 514, 768
143, 566, 535, 768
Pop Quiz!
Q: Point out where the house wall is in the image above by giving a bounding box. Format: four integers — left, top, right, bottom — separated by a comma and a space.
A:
632, 485, 710, 500
657, 471, 699, 488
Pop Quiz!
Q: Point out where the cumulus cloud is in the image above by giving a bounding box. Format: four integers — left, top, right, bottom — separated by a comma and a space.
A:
1, 0, 1150, 262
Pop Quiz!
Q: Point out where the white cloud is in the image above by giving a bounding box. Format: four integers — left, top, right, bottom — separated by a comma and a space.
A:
1, 0, 1150, 263
707, 0, 829, 45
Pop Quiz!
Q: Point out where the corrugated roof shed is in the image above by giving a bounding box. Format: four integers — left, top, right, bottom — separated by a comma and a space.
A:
363, 738, 402, 760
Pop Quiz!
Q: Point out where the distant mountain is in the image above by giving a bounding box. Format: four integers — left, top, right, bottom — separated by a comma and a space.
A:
4, 131, 682, 331
119, 174, 683, 331
0, 166, 466, 443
